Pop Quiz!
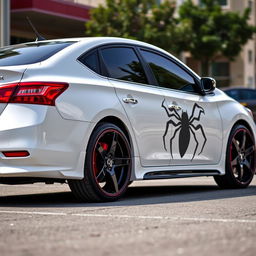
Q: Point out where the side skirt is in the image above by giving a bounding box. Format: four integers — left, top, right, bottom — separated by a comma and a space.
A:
144, 170, 221, 180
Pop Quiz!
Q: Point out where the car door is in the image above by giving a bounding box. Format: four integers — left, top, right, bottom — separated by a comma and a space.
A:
99, 46, 171, 167
139, 49, 223, 165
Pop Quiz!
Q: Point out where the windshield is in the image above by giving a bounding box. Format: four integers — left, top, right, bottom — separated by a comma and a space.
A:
0, 41, 75, 66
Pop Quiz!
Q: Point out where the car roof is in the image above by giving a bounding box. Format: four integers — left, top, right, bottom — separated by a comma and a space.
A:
20, 37, 184, 65
7, 37, 201, 80
21, 37, 160, 48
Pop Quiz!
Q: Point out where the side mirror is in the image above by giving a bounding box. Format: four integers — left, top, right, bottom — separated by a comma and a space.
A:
200, 77, 216, 94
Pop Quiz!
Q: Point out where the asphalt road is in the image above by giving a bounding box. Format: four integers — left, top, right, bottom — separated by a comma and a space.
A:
0, 177, 256, 256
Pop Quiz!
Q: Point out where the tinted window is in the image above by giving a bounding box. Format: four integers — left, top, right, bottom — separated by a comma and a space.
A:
141, 50, 195, 91
79, 51, 99, 73
101, 47, 147, 84
240, 90, 256, 100
0, 41, 74, 66
225, 90, 241, 100
225, 89, 256, 101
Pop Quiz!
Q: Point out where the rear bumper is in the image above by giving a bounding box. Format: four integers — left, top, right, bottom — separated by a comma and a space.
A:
0, 104, 90, 179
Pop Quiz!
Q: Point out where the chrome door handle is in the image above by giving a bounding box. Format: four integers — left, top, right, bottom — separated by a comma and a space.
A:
168, 105, 181, 111
123, 98, 138, 104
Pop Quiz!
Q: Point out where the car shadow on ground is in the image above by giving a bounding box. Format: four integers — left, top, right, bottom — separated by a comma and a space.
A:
0, 183, 255, 208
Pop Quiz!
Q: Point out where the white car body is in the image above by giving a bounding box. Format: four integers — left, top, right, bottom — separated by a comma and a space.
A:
0, 37, 255, 201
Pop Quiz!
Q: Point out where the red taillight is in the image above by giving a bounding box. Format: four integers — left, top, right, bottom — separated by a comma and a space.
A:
0, 84, 17, 103
0, 82, 68, 106
2, 151, 30, 157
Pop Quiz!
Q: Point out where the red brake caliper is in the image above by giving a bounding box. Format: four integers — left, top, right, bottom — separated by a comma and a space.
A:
93, 142, 109, 177
100, 142, 109, 152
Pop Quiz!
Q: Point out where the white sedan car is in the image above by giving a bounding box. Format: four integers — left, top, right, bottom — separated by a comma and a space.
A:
0, 37, 255, 202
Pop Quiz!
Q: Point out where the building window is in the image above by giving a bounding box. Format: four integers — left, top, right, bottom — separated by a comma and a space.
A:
248, 0, 253, 10
248, 50, 253, 63
217, 0, 228, 6
200, 0, 229, 7
212, 62, 229, 76
211, 62, 230, 87
247, 76, 253, 87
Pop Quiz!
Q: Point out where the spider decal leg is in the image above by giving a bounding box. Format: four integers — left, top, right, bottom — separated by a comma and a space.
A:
189, 127, 199, 161
162, 99, 182, 151
189, 103, 205, 123
163, 120, 181, 152
190, 123, 207, 155
169, 126, 182, 159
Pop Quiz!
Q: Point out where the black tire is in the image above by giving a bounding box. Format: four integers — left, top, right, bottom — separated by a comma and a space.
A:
68, 123, 132, 202
214, 124, 255, 189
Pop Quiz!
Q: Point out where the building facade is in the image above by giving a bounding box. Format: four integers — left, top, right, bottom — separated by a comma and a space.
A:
176, 0, 256, 88
226, 0, 256, 88
63, 0, 105, 6
10, 0, 92, 44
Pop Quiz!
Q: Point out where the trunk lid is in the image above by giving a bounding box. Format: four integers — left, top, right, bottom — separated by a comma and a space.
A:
0, 66, 26, 114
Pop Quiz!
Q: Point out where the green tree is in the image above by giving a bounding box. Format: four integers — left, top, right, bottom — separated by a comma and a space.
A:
85, 0, 186, 54
178, 0, 256, 76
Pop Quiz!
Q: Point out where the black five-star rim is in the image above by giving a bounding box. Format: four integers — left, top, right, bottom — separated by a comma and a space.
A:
92, 128, 131, 197
229, 127, 255, 185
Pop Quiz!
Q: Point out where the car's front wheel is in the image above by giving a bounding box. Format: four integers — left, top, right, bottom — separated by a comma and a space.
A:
214, 124, 255, 189
69, 123, 132, 202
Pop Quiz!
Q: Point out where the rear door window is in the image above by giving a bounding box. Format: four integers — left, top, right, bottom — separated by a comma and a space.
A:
0, 41, 75, 66
100, 47, 148, 84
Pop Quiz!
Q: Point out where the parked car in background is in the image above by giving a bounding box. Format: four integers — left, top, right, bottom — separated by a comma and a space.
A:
223, 87, 256, 121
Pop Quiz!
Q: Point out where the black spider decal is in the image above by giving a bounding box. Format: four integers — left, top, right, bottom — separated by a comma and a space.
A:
162, 100, 207, 161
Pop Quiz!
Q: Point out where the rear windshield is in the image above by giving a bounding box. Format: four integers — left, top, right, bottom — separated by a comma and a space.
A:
0, 41, 75, 66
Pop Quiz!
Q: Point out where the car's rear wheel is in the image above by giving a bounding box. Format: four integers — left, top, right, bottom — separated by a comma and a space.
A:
69, 123, 132, 202
214, 124, 255, 188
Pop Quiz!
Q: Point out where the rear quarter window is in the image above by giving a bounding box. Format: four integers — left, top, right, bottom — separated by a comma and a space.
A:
78, 51, 100, 74
0, 41, 75, 66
